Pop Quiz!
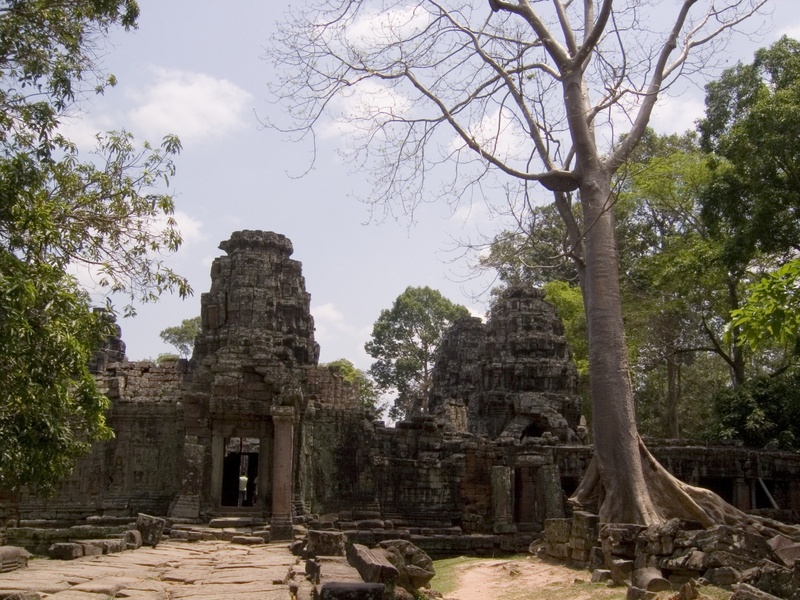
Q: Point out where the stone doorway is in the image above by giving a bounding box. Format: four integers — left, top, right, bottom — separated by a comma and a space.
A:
210, 423, 273, 514
221, 437, 260, 507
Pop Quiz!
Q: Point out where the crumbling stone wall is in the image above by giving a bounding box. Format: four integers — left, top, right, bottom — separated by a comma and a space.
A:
17, 360, 187, 521
9, 229, 800, 543
429, 287, 582, 442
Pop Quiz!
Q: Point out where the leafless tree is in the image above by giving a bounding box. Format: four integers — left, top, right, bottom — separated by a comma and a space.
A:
268, 0, 800, 530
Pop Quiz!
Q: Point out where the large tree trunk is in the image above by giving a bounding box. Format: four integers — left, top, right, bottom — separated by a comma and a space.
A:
571, 166, 799, 537
574, 165, 662, 525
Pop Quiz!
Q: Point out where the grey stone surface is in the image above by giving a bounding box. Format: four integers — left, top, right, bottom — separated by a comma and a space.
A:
0, 539, 296, 600
135, 514, 165, 547
307, 530, 345, 557
318, 582, 385, 600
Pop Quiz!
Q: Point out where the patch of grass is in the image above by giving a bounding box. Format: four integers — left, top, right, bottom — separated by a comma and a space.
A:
430, 555, 486, 595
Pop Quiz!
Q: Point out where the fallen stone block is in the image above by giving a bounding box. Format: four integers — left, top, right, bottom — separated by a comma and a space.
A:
0, 591, 43, 600
704, 565, 740, 587
0, 546, 31, 573
591, 569, 611, 583
376, 540, 435, 591
230, 535, 264, 545
136, 513, 165, 547
208, 517, 253, 528
307, 530, 345, 557
318, 582, 384, 600
631, 567, 671, 592
80, 538, 125, 554
125, 529, 142, 550
48, 542, 84, 560
78, 543, 103, 557
610, 558, 634, 586
346, 544, 399, 587
730, 582, 785, 600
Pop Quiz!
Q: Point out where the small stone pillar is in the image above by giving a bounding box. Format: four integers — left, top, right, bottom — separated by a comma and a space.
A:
271, 407, 295, 540
491, 466, 515, 533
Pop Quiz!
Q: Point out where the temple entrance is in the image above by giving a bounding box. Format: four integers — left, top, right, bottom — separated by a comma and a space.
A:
220, 437, 260, 507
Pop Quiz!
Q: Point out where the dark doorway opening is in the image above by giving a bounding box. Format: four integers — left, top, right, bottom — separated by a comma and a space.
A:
514, 466, 537, 524
520, 416, 551, 440
698, 476, 734, 505
221, 437, 260, 507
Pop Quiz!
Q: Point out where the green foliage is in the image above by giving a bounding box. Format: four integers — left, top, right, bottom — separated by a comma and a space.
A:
159, 316, 201, 358
322, 358, 381, 413
481, 203, 580, 287
699, 37, 800, 272
0, 0, 190, 491
711, 364, 800, 451
0, 252, 114, 492
731, 259, 800, 351
156, 353, 180, 365
365, 286, 470, 421
542, 281, 587, 377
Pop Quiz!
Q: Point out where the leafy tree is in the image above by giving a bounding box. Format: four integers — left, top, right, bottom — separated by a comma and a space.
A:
365, 286, 470, 421
711, 364, 800, 451
731, 260, 800, 352
0, 0, 190, 491
322, 358, 382, 413
699, 37, 800, 360
160, 316, 201, 359
0, 254, 113, 492
271, 0, 770, 525
700, 36, 800, 267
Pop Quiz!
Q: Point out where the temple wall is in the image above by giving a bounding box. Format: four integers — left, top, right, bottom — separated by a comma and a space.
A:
7, 231, 800, 538
16, 360, 187, 521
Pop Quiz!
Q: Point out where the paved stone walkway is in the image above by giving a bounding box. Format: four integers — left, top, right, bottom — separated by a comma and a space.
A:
0, 539, 302, 599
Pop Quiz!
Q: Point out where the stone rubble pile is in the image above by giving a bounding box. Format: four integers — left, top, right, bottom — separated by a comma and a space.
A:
542, 514, 800, 600
292, 527, 438, 600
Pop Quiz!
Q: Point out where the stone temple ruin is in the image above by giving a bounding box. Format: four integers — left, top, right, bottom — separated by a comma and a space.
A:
3, 230, 800, 567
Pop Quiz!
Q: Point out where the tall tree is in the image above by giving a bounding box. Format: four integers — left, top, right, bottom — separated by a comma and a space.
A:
365, 286, 470, 420
160, 316, 202, 359
0, 0, 190, 491
270, 0, 776, 526
700, 37, 800, 361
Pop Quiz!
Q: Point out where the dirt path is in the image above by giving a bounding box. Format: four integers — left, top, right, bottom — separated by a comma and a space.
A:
441, 556, 624, 600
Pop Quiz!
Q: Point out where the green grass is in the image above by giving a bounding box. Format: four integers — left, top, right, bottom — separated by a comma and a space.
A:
429, 555, 485, 595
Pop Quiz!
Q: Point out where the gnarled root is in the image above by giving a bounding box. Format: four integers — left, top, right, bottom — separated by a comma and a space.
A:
570, 436, 800, 542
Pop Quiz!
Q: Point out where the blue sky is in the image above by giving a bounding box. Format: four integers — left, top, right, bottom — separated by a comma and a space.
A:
66, 0, 800, 371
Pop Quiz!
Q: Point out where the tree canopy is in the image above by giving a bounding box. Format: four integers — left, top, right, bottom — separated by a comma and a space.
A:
0, 0, 190, 492
365, 286, 470, 421
160, 316, 202, 359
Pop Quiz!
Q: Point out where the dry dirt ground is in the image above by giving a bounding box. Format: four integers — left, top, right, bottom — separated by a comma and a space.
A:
435, 555, 730, 600
436, 556, 625, 600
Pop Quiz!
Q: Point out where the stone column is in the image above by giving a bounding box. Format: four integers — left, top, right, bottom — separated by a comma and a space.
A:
271, 407, 295, 540
491, 465, 516, 533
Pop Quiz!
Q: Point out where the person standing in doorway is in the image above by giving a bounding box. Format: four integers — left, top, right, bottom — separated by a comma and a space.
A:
238, 472, 248, 507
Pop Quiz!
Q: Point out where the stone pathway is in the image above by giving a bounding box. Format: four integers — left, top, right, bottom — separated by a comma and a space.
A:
0, 539, 302, 599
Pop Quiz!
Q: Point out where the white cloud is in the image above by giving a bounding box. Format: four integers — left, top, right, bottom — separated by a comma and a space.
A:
344, 5, 433, 50
312, 301, 373, 369
172, 210, 205, 245
321, 79, 411, 139
648, 94, 705, 136
129, 68, 253, 142
448, 107, 529, 163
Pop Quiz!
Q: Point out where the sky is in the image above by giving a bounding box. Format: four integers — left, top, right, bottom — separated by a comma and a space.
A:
66, 0, 800, 371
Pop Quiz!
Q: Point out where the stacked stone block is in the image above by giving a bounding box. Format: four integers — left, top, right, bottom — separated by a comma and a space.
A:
429, 287, 582, 442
